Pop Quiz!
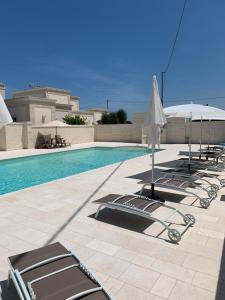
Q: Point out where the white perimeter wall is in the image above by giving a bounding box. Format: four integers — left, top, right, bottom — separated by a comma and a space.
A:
1, 120, 225, 150
0, 123, 94, 150
94, 124, 142, 143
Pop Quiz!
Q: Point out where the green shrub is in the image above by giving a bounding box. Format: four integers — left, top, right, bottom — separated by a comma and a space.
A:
100, 109, 128, 124
63, 115, 87, 125
116, 109, 127, 124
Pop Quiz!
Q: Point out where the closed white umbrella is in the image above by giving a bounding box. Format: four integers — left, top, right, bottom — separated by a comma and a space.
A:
143, 75, 167, 197
0, 94, 12, 124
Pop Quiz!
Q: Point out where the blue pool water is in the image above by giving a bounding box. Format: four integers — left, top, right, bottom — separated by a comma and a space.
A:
0, 146, 153, 195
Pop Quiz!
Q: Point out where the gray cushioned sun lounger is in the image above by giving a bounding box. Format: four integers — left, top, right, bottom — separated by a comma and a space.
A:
162, 168, 225, 189
179, 150, 225, 162
140, 176, 216, 208
165, 157, 225, 173
178, 153, 225, 171
179, 150, 220, 159
8, 242, 112, 300
160, 168, 222, 191
95, 194, 195, 243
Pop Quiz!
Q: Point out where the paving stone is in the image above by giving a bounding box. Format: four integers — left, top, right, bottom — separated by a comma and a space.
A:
120, 264, 160, 292
184, 232, 208, 246
192, 272, 218, 292
151, 259, 195, 283
152, 296, 166, 300
150, 244, 188, 265
183, 253, 220, 276
88, 252, 130, 278
151, 274, 176, 298
116, 284, 155, 300
114, 248, 137, 262
104, 276, 124, 295
169, 280, 215, 300
87, 239, 120, 256
132, 253, 155, 269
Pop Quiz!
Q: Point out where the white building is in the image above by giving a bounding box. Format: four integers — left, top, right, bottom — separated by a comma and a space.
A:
2, 85, 107, 125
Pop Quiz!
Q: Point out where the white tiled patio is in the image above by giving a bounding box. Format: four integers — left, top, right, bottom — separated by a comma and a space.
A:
0, 143, 225, 300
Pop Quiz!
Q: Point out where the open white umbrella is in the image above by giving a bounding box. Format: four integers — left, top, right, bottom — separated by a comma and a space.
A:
143, 75, 167, 197
43, 120, 69, 136
164, 103, 225, 167
164, 103, 225, 120
0, 94, 12, 124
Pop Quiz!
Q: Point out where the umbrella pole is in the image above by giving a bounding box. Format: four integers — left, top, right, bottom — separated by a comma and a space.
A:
207, 120, 211, 150
199, 116, 202, 158
188, 113, 192, 170
151, 147, 155, 198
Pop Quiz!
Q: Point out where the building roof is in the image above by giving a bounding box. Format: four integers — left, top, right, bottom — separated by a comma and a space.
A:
70, 95, 80, 100
13, 86, 72, 97
5, 96, 57, 106
72, 110, 94, 115
87, 108, 108, 112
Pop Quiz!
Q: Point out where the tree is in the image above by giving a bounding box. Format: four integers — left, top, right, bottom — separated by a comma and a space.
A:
116, 109, 127, 124
108, 112, 119, 124
100, 109, 129, 124
101, 113, 109, 124
63, 115, 87, 125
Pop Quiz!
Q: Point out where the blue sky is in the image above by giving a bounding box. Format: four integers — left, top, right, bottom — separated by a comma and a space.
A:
1, 0, 225, 120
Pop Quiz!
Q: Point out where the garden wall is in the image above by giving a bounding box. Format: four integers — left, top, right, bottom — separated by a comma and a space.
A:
0, 122, 94, 150
94, 124, 142, 143
1, 119, 225, 150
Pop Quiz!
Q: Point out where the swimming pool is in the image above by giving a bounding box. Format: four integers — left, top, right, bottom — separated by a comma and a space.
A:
0, 146, 153, 195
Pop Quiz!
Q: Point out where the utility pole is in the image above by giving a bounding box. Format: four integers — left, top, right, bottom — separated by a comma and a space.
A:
161, 71, 165, 106
106, 99, 109, 111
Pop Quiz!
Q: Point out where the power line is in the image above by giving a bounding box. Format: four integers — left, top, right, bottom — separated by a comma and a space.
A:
113, 96, 225, 103
164, 0, 188, 74
86, 95, 225, 106
108, 100, 146, 103
79, 94, 225, 110
161, 0, 188, 105
165, 96, 225, 104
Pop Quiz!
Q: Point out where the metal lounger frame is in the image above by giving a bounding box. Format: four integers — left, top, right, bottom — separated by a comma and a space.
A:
179, 151, 225, 170
170, 169, 225, 188
8, 251, 113, 300
95, 194, 193, 239
141, 177, 214, 208
162, 171, 220, 191
185, 160, 225, 172
179, 150, 224, 162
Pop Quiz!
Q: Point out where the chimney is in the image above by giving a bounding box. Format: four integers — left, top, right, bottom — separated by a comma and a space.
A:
0, 83, 6, 99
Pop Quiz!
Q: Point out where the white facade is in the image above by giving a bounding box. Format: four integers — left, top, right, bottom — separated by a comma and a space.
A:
0, 84, 5, 99
5, 86, 106, 125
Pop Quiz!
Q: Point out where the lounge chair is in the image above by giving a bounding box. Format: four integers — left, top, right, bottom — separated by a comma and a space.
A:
95, 194, 195, 243
55, 135, 71, 148
179, 148, 225, 163
163, 167, 225, 188
7, 242, 112, 300
35, 133, 54, 149
140, 174, 216, 208
206, 145, 224, 152
156, 158, 225, 184
179, 156, 225, 172
160, 168, 221, 191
